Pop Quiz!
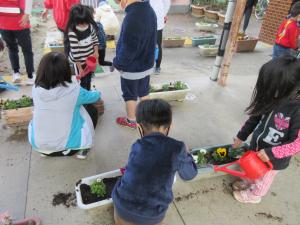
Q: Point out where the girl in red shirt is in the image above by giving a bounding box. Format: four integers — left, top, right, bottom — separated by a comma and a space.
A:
273, 2, 300, 59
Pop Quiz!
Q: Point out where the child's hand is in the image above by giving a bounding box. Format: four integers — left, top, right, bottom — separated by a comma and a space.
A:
257, 149, 270, 162
232, 137, 243, 149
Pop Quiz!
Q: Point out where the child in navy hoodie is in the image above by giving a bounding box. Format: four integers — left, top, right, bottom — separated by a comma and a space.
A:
112, 99, 197, 225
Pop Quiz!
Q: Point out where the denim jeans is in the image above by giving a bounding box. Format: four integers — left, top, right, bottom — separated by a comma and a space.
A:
243, 7, 253, 32
272, 44, 291, 59
0, 29, 34, 78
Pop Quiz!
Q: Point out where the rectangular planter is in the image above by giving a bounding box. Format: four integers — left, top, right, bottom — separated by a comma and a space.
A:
198, 45, 219, 57
191, 144, 248, 179
236, 38, 258, 52
192, 36, 216, 47
195, 22, 218, 32
3, 106, 33, 127
163, 38, 185, 48
218, 13, 225, 25
191, 5, 205, 17
149, 83, 191, 102
75, 169, 122, 210
14, 217, 42, 225
204, 9, 219, 21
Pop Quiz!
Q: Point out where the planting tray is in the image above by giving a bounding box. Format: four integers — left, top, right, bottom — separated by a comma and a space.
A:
191, 143, 249, 180
163, 39, 185, 48
192, 36, 216, 47
2, 106, 33, 127
75, 169, 122, 210
149, 83, 191, 102
191, 5, 205, 17
195, 22, 218, 32
204, 9, 219, 21
236, 38, 258, 52
198, 45, 219, 57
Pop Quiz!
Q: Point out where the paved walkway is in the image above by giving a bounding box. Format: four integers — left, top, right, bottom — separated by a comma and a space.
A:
1, 14, 299, 225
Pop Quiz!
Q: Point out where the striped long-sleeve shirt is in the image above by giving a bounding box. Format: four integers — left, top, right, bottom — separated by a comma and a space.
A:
80, 0, 99, 8
68, 25, 99, 65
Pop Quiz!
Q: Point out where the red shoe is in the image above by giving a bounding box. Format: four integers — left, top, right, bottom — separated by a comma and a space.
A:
116, 117, 137, 129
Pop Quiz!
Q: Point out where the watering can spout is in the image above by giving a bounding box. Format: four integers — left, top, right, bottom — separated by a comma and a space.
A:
214, 163, 248, 179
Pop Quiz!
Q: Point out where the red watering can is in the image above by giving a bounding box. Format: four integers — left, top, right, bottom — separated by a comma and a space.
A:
76, 55, 97, 80
214, 151, 273, 180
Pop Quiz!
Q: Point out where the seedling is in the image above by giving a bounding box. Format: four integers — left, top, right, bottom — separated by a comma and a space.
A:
90, 179, 106, 197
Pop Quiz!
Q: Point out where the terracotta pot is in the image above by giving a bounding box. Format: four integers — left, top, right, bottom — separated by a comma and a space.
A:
204, 8, 219, 21
3, 106, 33, 127
191, 5, 205, 17
236, 38, 258, 52
14, 217, 42, 225
218, 13, 225, 25
163, 39, 185, 48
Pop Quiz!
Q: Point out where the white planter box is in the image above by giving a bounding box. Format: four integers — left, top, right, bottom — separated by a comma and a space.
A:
195, 22, 218, 32
198, 45, 218, 57
149, 83, 191, 102
75, 169, 122, 210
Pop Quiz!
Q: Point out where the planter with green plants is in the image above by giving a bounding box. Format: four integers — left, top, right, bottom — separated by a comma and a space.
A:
149, 81, 191, 102
198, 44, 219, 57
162, 37, 185, 48
191, 0, 210, 17
192, 35, 217, 47
75, 169, 123, 209
195, 22, 219, 32
191, 143, 249, 179
204, 0, 228, 21
0, 95, 33, 126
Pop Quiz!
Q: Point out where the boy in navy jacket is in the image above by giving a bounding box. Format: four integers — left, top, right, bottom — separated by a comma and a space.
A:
113, 0, 157, 129
112, 99, 197, 225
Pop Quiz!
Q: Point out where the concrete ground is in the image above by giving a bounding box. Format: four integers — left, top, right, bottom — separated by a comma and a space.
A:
1, 13, 300, 225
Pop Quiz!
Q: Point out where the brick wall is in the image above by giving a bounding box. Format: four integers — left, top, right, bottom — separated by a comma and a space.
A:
259, 0, 293, 44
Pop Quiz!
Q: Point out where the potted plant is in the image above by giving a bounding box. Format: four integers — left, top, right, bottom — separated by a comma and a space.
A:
162, 37, 185, 48
192, 35, 217, 47
198, 44, 219, 57
0, 212, 41, 225
75, 169, 123, 209
217, 1, 228, 25
191, 0, 209, 17
0, 95, 33, 127
149, 81, 191, 102
191, 143, 249, 179
204, 0, 220, 21
236, 32, 259, 52
195, 22, 219, 32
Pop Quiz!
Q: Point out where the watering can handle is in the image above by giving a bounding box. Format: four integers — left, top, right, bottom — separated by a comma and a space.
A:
255, 152, 273, 170
214, 161, 247, 179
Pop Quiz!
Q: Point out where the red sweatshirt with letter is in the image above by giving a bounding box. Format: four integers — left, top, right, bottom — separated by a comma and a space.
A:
44, 0, 79, 31
0, 0, 30, 30
275, 18, 300, 49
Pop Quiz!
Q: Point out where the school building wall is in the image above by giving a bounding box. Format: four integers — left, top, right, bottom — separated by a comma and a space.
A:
259, 0, 293, 45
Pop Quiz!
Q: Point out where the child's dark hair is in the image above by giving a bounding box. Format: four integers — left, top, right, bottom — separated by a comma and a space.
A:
246, 55, 300, 116
35, 52, 72, 90
290, 2, 300, 17
136, 99, 172, 131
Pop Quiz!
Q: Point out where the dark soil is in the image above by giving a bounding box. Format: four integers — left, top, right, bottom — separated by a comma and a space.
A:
80, 176, 121, 205
52, 192, 76, 208
255, 212, 283, 222
174, 186, 216, 202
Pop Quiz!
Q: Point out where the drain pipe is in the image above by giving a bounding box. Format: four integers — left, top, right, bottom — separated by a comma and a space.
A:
210, 0, 237, 81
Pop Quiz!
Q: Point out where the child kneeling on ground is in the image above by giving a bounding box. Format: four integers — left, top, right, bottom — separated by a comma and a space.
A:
112, 99, 198, 225
232, 55, 300, 203
28, 52, 101, 159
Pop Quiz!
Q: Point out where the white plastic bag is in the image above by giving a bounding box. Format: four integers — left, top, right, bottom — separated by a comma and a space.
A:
95, 2, 120, 36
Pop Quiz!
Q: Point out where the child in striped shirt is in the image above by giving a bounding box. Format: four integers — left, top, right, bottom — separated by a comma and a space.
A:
65, 4, 99, 90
